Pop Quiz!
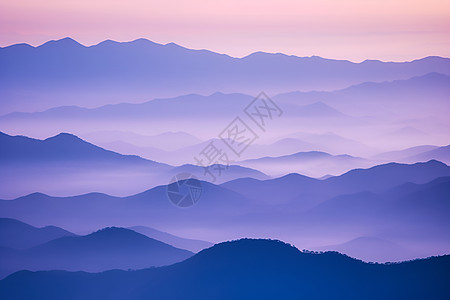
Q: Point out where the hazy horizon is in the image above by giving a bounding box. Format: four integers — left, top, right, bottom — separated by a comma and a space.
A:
2, 36, 449, 63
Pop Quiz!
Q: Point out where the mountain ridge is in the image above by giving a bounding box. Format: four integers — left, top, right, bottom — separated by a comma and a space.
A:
3, 37, 448, 63
2, 37, 450, 114
0, 238, 449, 300
0, 227, 194, 279
0, 131, 269, 198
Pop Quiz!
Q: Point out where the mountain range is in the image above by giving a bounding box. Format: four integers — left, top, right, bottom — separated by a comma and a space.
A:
239, 150, 372, 177
0, 218, 75, 249
0, 227, 193, 279
1, 72, 448, 156
128, 226, 213, 253
0, 239, 448, 300
1, 36, 449, 299
1, 160, 449, 261
0, 131, 268, 198
1, 37, 450, 114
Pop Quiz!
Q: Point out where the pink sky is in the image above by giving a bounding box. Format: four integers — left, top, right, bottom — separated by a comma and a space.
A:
1, 0, 449, 61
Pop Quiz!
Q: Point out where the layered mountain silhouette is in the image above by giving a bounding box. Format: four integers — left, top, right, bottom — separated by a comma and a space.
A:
0, 132, 268, 198
374, 145, 439, 161
373, 144, 450, 165
2, 36, 449, 299
90, 134, 372, 167
0, 218, 75, 249
316, 236, 419, 262
1, 73, 448, 157
222, 160, 450, 204
274, 72, 450, 117
280, 131, 378, 157
0, 178, 256, 237
239, 150, 372, 177
270, 73, 450, 150
406, 145, 450, 165
1, 160, 448, 261
0, 239, 448, 300
0, 93, 352, 126
0, 131, 162, 165
299, 176, 450, 230
129, 226, 213, 252
2, 37, 450, 113
0, 227, 193, 279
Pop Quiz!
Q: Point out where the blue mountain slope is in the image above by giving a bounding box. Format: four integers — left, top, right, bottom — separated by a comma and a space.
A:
1, 160, 447, 232
325, 160, 450, 193
128, 226, 213, 253
0, 239, 448, 300
0, 179, 255, 234
239, 150, 370, 177
222, 160, 450, 204
0, 227, 193, 279
0, 218, 75, 249
0, 131, 163, 165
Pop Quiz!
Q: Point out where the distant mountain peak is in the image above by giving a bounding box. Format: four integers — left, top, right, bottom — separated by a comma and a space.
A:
195, 238, 352, 264
164, 41, 185, 49
423, 159, 448, 166
38, 37, 85, 48
387, 126, 427, 137
19, 192, 51, 200
278, 172, 317, 180
302, 101, 342, 114
44, 132, 83, 142
94, 39, 121, 47
199, 238, 298, 255
296, 150, 329, 155
128, 38, 160, 47
88, 226, 137, 237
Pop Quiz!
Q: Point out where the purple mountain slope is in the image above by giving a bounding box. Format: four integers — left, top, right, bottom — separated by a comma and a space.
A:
239, 150, 372, 177
0, 161, 449, 261
220, 176, 450, 261
324, 160, 450, 193
92, 140, 171, 161
0, 218, 75, 249
274, 72, 450, 115
0, 132, 268, 198
0, 179, 257, 237
0, 94, 346, 123
222, 160, 450, 210
405, 145, 450, 165
128, 226, 213, 253
95, 135, 367, 166
315, 236, 416, 263
280, 132, 379, 157
0, 227, 193, 279
373, 145, 439, 161
272, 73, 450, 146
221, 173, 321, 206
0, 131, 162, 165
1, 37, 449, 113
1, 73, 447, 155
293, 176, 450, 258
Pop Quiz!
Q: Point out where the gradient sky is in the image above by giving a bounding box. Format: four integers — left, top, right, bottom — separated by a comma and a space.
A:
1, 0, 449, 61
